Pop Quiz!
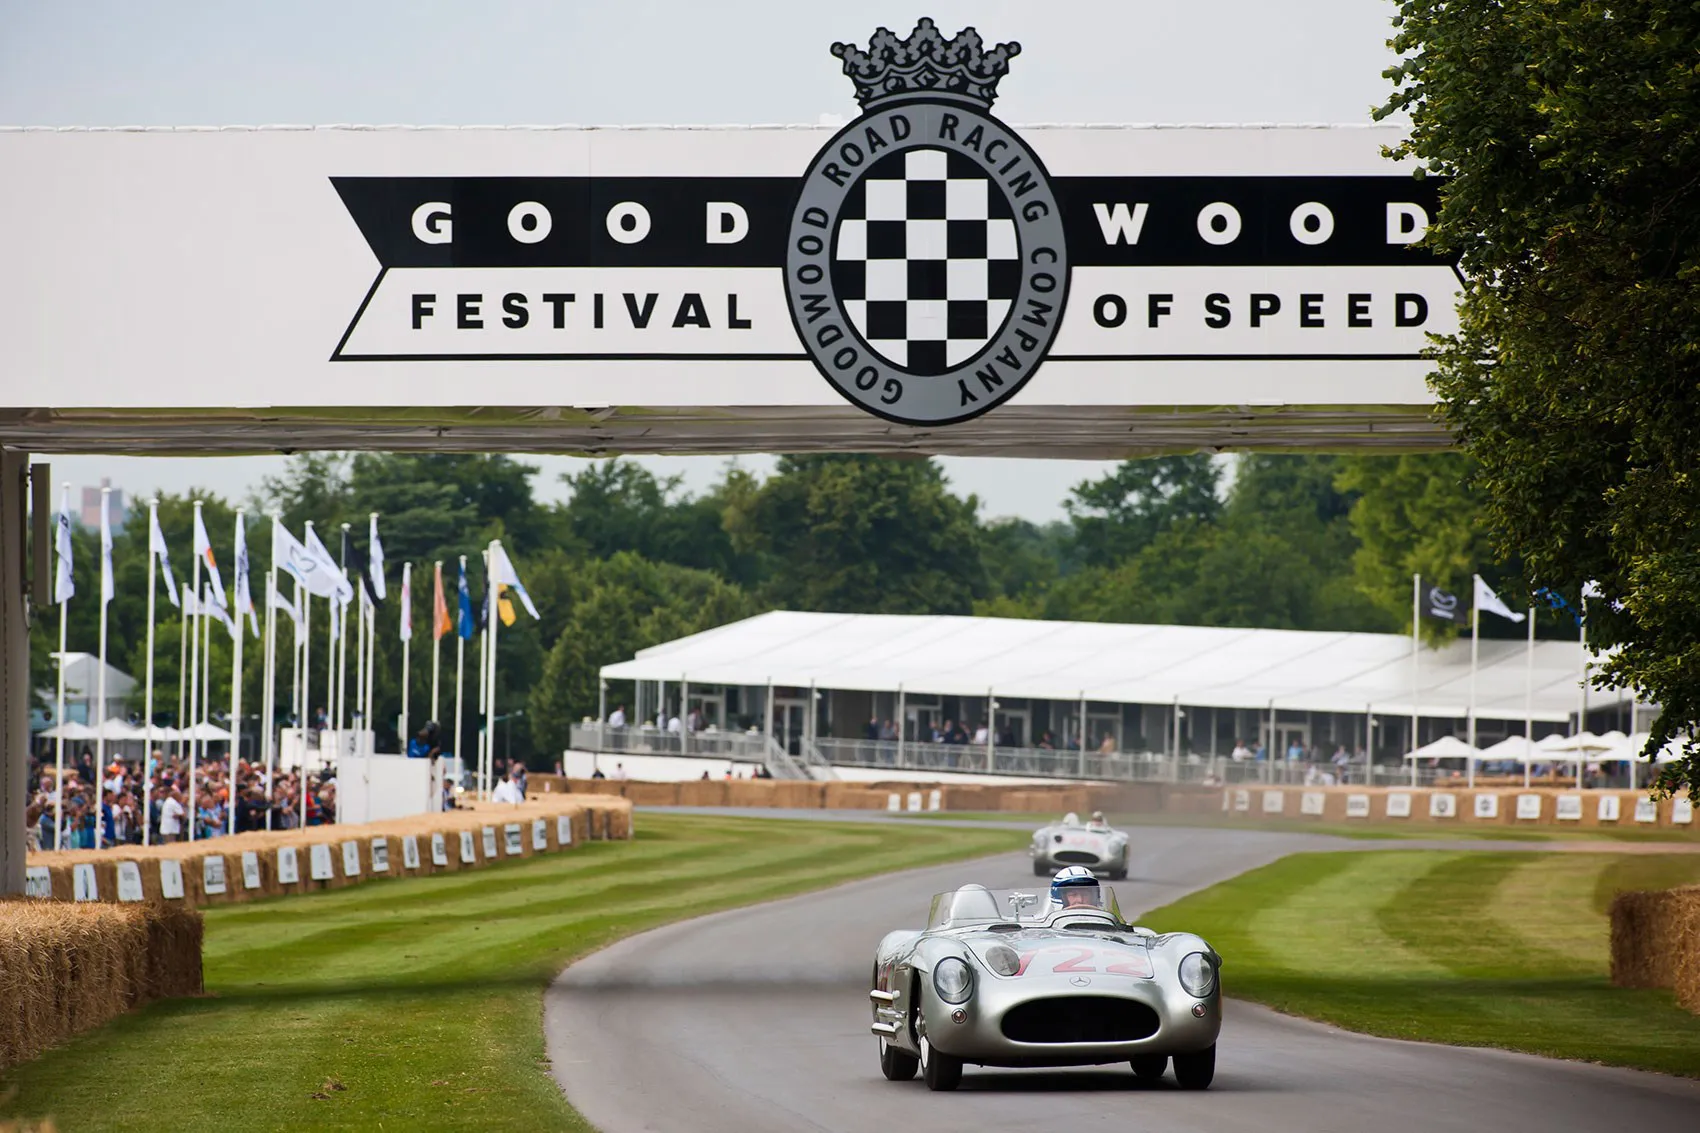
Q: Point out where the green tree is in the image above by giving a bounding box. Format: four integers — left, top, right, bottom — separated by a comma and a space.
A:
1382, 0, 1700, 794
1336, 454, 1494, 641
727, 455, 986, 614
1064, 455, 1221, 570
528, 553, 755, 754
557, 459, 755, 583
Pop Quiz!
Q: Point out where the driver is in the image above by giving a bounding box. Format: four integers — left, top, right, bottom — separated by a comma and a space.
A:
1086, 810, 1109, 830
1049, 865, 1105, 910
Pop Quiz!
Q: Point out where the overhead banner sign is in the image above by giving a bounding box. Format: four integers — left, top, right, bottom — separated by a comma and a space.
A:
0, 19, 1460, 427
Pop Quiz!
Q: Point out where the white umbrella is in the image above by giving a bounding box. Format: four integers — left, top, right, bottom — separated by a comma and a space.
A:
40, 721, 97, 740
1401, 735, 1481, 761
96, 718, 145, 741
181, 721, 233, 742
1476, 735, 1538, 762
1542, 731, 1614, 756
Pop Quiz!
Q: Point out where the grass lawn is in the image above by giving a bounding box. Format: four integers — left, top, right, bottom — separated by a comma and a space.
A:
0, 813, 1019, 1131
1143, 849, 1700, 1076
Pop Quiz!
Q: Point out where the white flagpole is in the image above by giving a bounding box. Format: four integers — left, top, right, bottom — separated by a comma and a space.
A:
400, 561, 412, 749
187, 502, 203, 843
1577, 612, 1587, 789
228, 509, 245, 837
1468, 575, 1481, 757
432, 560, 442, 726
95, 485, 111, 850
1524, 605, 1535, 790
487, 546, 501, 799
454, 554, 466, 792
52, 484, 70, 848
1410, 573, 1420, 788
143, 498, 159, 847
355, 589, 367, 746
337, 523, 349, 748
260, 554, 278, 830
201, 583, 212, 836
477, 603, 488, 799
299, 582, 311, 829
366, 594, 376, 753
177, 574, 188, 764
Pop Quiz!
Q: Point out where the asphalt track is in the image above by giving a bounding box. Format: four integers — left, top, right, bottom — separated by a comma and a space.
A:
545, 816, 1700, 1133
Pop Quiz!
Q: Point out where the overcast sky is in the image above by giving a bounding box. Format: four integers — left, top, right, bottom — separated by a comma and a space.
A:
1, 0, 1401, 521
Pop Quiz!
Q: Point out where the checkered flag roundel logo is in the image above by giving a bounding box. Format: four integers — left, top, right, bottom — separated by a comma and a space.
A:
832, 148, 1021, 375
787, 21, 1069, 427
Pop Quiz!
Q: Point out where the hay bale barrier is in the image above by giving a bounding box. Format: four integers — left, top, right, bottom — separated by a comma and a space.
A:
0, 901, 203, 1072
1610, 884, 1700, 1014
1216, 784, 1698, 833
25, 794, 631, 908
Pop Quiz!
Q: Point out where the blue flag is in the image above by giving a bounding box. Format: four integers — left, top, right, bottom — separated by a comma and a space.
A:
457, 560, 475, 640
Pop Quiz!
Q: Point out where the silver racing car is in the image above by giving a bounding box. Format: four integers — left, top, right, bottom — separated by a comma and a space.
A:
1029, 811, 1129, 878
869, 867, 1222, 1091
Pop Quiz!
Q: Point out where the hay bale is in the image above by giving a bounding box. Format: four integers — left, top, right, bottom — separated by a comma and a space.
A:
0, 900, 203, 1072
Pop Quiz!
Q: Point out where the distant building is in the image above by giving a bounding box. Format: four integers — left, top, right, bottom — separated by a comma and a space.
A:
30, 652, 137, 732
79, 478, 126, 531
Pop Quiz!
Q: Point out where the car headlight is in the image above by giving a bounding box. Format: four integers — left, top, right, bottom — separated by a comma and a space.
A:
933, 957, 974, 1003
982, 945, 1021, 977
1179, 952, 1216, 998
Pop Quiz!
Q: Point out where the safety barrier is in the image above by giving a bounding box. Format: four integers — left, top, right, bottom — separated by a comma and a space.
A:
532, 775, 1201, 816
23, 794, 633, 907
0, 900, 202, 1071
1213, 785, 1698, 831
1610, 885, 1700, 1014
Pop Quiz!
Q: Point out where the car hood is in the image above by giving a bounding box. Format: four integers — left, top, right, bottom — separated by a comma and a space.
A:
960, 927, 1155, 981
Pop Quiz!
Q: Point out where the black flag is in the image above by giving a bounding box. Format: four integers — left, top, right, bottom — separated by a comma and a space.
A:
1424, 584, 1461, 622
341, 528, 382, 605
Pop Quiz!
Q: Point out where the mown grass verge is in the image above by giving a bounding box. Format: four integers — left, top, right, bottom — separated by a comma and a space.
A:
0, 813, 1019, 1131
1144, 849, 1700, 1075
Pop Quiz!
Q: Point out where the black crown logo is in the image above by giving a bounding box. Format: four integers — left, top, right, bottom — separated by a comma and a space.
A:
831, 18, 1020, 111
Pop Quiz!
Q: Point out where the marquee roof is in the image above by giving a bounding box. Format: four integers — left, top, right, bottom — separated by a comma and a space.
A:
600, 611, 1620, 723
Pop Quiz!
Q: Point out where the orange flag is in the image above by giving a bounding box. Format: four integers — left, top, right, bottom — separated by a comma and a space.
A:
432, 561, 452, 640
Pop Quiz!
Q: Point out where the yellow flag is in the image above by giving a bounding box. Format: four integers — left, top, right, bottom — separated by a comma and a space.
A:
497, 584, 516, 627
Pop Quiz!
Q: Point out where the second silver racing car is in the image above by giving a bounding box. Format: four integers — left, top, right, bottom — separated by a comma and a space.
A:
1029, 811, 1129, 878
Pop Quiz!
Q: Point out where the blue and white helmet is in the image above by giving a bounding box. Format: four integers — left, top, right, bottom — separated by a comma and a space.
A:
1050, 865, 1100, 907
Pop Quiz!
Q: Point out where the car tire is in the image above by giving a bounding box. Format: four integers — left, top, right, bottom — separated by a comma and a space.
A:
1108, 868, 1127, 881
1033, 860, 1049, 877
878, 1037, 918, 1082
1129, 1054, 1166, 1081
919, 1033, 963, 1092
1172, 1044, 1215, 1090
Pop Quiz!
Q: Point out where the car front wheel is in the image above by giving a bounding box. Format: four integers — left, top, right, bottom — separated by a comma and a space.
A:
919, 1033, 963, 1091
1173, 1043, 1215, 1090
878, 1036, 918, 1081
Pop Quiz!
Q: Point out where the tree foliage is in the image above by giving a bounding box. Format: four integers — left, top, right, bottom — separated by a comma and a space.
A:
1382, 0, 1700, 794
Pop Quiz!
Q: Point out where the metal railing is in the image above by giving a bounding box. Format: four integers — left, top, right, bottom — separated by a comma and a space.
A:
570, 724, 1477, 787
569, 723, 811, 779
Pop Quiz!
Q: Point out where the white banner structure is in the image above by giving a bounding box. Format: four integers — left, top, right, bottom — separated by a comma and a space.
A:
0, 122, 1460, 453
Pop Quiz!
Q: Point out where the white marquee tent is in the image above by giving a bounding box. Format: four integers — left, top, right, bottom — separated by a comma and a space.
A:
601, 611, 1620, 722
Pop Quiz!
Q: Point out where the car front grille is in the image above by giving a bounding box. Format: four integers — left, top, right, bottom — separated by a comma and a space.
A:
1000, 996, 1160, 1044
1054, 850, 1100, 865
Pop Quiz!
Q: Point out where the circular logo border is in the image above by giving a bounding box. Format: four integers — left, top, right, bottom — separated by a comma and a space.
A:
784, 101, 1070, 427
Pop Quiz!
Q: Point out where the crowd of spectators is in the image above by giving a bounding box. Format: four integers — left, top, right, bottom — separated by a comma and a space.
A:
26, 746, 339, 851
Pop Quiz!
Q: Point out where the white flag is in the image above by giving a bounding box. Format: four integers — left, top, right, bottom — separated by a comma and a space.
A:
274, 519, 353, 603
54, 485, 74, 604
486, 542, 540, 620
233, 516, 259, 639
99, 495, 114, 606
269, 581, 304, 644
181, 588, 199, 616
192, 509, 228, 611
399, 561, 412, 642
369, 514, 387, 601
1473, 575, 1527, 623
149, 507, 180, 607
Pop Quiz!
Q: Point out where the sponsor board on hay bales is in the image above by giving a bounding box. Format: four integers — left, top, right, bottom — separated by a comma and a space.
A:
24, 796, 630, 907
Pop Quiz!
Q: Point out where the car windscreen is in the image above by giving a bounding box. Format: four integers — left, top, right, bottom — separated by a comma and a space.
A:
927, 886, 1125, 930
